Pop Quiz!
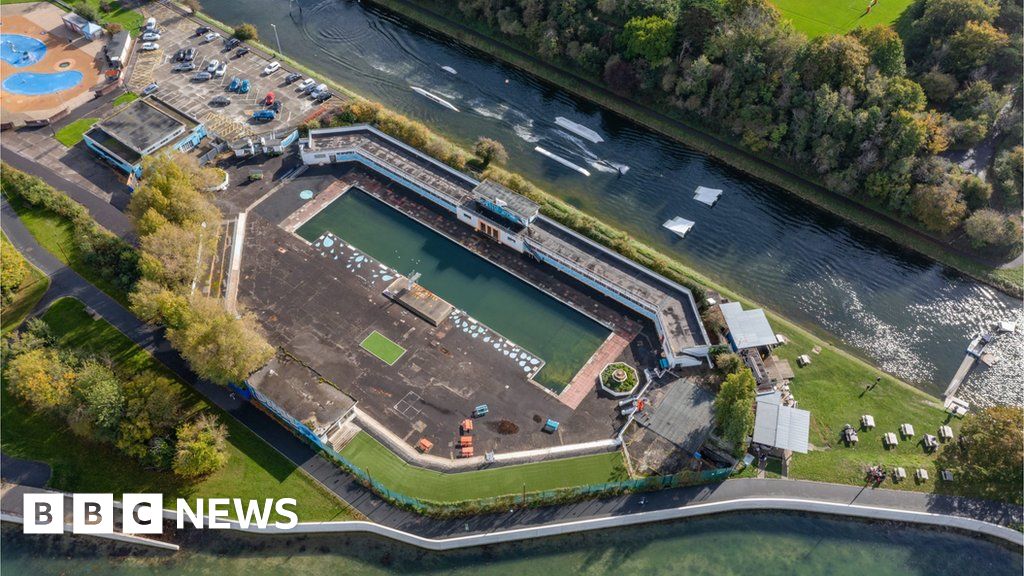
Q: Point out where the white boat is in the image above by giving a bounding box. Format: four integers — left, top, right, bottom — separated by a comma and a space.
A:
663, 216, 695, 238
534, 146, 591, 176
995, 320, 1016, 333
554, 116, 603, 144
693, 186, 723, 206
441, 65, 458, 75
411, 86, 459, 112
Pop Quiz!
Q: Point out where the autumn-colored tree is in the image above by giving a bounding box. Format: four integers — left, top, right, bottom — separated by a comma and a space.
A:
5, 348, 73, 411
911, 183, 967, 233
964, 209, 1021, 248
166, 297, 274, 385
233, 23, 258, 42
852, 25, 906, 76
1, 239, 27, 305
474, 137, 508, 168
938, 406, 1023, 503
945, 21, 1009, 77
173, 413, 229, 478
139, 224, 203, 289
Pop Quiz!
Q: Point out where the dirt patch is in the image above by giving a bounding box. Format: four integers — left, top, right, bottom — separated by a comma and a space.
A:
487, 420, 520, 435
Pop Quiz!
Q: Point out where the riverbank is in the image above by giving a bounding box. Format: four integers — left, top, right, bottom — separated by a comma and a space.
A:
357, 0, 1022, 299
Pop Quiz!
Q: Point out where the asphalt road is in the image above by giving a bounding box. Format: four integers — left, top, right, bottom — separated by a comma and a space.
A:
2, 195, 1021, 538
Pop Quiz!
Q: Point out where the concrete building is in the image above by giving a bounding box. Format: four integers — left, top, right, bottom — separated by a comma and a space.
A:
103, 30, 131, 68
247, 356, 357, 446
61, 12, 103, 41
299, 125, 710, 368
83, 97, 207, 177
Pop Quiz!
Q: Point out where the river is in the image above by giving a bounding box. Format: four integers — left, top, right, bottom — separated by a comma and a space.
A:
2, 513, 1020, 575
199, 0, 1021, 404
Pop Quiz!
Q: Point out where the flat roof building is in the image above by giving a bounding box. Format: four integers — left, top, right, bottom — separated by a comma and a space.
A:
720, 302, 778, 352
104, 30, 132, 68
753, 399, 810, 454
247, 356, 356, 443
83, 97, 207, 178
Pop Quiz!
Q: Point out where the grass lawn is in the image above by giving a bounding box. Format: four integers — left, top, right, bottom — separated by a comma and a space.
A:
112, 91, 138, 107
66, 0, 144, 30
770, 0, 914, 37
0, 233, 49, 334
2, 191, 130, 307
339, 432, 628, 503
54, 117, 98, 148
770, 321, 964, 495
360, 330, 406, 365
1, 298, 355, 521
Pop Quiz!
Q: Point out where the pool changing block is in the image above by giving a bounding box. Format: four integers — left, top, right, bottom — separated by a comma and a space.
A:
311, 231, 544, 379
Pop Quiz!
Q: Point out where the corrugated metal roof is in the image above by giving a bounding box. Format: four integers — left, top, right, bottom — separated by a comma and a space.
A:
753, 400, 810, 453
721, 302, 778, 350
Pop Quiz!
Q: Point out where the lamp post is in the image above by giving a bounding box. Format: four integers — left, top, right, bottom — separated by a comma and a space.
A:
270, 23, 282, 55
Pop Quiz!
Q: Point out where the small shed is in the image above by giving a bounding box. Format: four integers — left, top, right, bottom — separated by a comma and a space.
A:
797, 354, 812, 367
915, 468, 929, 481
941, 470, 954, 482
899, 423, 915, 438
922, 434, 938, 452
416, 438, 434, 453
938, 425, 953, 441
861, 414, 875, 429
883, 432, 898, 448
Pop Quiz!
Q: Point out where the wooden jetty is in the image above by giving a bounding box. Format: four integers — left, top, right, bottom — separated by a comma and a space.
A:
942, 332, 996, 411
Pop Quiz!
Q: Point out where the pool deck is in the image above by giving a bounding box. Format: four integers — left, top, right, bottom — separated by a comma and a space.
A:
0, 4, 108, 126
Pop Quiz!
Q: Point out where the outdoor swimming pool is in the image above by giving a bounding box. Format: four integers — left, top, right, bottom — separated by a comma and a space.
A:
0, 34, 46, 67
2, 70, 83, 95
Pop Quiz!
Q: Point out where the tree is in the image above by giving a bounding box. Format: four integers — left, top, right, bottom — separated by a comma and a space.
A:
713, 368, 757, 451
917, 70, 959, 105
712, 350, 744, 375
117, 373, 182, 459
68, 361, 124, 439
938, 406, 1023, 503
173, 413, 229, 478
73, 4, 98, 22
473, 137, 508, 168
945, 20, 1009, 77
910, 183, 967, 233
958, 174, 992, 210
182, 0, 202, 13
139, 224, 202, 288
620, 15, 676, 62
964, 209, 1020, 248
233, 23, 258, 42
800, 34, 870, 91
1, 239, 27, 305
852, 25, 906, 76
993, 146, 1023, 203
603, 55, 639, 96
166, 297, 274, 385
129, 153, 221, 230
5, 348, 73, 411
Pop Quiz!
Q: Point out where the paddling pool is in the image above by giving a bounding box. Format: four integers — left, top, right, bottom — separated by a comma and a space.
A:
2, 71, 83, 95
1, 34, 46, 67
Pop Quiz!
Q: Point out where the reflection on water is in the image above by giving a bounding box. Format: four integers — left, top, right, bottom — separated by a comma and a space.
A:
199, 0, 1022, 403
2, 513, 1020, 575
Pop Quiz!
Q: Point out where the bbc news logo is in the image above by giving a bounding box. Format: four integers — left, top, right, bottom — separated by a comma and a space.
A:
23, 493, 298, 534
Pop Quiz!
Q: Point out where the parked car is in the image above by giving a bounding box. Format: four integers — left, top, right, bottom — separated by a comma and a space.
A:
239, 79, 250, 93
144, 17, 156, 30
269, 100, 282, 112
142, 82, 159, 96
184, 47, 197, 61
228, 77, 240, 91
210, 95, 231, 107
141, 32, 160, 41
215, 62, 227, 77
206, 59, 220, 73
315, 91, 333, 103
196, 26, 211, 36
297, 78, 315, 91
172, 62, 196, 72
264, 92, 275, 106
193, 71, 212, 82
312, 83, 327, 96
204, 32, 221, 43
251, 110, 276, 122
262, 61, 281, 75
140, 42, 159, 51
234, 47, 249, 58
284, 73, 302, 85
174, 48, 186, 61
224, 37, 241, 49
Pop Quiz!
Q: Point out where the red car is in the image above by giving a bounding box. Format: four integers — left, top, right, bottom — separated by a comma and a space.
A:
264, 92, 275, 106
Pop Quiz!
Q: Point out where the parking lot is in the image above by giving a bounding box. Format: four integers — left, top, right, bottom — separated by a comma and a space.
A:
127, 4, 321, 142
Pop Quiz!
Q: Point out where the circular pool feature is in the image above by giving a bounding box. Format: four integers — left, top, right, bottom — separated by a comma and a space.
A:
58, 60, 71, 69
299, 189, 314, 200
2, 70, 83, 95
0, 34, 46, 67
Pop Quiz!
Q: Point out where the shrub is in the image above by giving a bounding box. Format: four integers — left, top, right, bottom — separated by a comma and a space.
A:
233, 23, 258, 42
173, 413, 229, 478
1, 239, 27, 305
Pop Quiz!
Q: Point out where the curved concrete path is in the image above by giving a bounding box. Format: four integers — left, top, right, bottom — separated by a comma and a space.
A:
2, 195, 1021, 548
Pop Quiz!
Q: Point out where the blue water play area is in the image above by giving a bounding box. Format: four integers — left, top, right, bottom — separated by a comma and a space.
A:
1, 34, 46, 67
2, 70, 83, 95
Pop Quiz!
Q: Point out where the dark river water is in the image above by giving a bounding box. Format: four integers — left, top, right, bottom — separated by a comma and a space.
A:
3, 514, 1021, 575
201, 0, 1021, 403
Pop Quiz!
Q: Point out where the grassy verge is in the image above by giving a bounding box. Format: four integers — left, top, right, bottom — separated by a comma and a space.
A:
0, 234, 49, 334
54, 117, 98, 148
66, 0, 144, 30
112, 91, 138, 107
1, 298, 355, 521
2, 191, 130, 307
340, 432, 627, 503
360, 0, 1021, 298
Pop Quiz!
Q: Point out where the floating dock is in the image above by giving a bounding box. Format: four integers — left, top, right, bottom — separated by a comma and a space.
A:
554, 116, 604, 144
942, 332, 996, 411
